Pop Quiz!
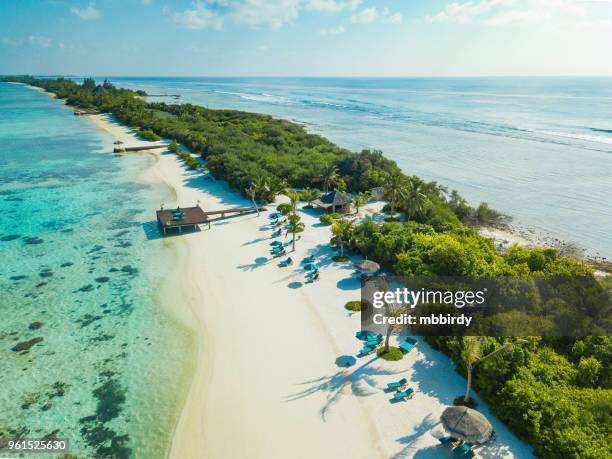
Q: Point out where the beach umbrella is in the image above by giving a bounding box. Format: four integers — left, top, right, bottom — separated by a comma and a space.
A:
270, 240, 283, 246
354, 259, 380, 274
304, 263, 318, 271
335, 355, 357, 367
269, 212, 282, 219
440, 406, 493, 444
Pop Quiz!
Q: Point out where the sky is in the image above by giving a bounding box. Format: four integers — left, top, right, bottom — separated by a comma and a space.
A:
1, 0, 612, 76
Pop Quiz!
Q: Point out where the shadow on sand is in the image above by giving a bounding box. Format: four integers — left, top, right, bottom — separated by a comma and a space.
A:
286, 356, 404, 420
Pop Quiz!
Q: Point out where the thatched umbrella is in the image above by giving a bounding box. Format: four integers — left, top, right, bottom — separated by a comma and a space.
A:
441, 406, 492, 444
354, 259, 380, 274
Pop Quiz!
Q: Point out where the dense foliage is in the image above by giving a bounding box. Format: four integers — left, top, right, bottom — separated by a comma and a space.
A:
350, 218, 610, 458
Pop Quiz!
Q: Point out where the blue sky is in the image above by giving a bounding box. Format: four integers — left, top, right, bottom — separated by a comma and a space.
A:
1, 0, 611, 76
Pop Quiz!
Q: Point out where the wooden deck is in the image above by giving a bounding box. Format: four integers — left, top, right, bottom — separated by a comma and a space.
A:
157, 205, 266, 235
114, 144, 170, 153
205, 206, 267, 219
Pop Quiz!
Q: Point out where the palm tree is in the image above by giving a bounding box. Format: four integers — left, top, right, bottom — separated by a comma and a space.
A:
353, 191, 370, 215
383, 301, 409, 353
245, 184, 260, 216
462, 337, 528, 403
285, 213, 305, 251
331, 219, 354, 257
267, 178, 288, 202
403, 178, 428, 219
320, 163, 339, 193
286, 189, 300, 213
385, 172, 407, 214
301, 188, 320, 208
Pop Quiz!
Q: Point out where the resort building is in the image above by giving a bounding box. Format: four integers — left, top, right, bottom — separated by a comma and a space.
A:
156, 206, 209, 235
312, 190, 353, 213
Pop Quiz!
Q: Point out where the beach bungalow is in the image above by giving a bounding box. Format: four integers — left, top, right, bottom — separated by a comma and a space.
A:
312, 190, 353, 213
156, 206, 210, 235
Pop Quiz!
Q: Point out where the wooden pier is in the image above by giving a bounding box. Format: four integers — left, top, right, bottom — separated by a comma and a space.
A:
114, 144, 170, 153
157, 205, 266, 235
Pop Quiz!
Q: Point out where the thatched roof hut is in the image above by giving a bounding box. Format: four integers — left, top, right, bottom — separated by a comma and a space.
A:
313, 190, 353, 213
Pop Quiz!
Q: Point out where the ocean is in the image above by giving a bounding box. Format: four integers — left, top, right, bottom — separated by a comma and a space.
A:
106, 76, 612, 259
0, 83, 191, 458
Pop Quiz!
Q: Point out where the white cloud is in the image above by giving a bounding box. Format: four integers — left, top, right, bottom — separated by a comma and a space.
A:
350, 7, 379, 23
320, 24, 345, 34
28, 35, 53, 47
172, 0, 396, 31
70, 3, 100, 21
306, 0, 360, 13
173, 2, 223, 30
428, 0, 598, 26
428, 0, 514, 24
227, 0, 301, 29
382, 8, 403, 25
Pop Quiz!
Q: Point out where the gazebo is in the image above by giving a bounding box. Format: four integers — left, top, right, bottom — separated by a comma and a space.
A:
312, 190, 353, 213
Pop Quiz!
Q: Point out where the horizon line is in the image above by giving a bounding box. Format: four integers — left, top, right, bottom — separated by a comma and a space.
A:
3, 74, 612, 79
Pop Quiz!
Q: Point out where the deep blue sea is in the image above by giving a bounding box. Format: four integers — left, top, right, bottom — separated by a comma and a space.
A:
0, 83, 190, 458
105, 76, 612, 258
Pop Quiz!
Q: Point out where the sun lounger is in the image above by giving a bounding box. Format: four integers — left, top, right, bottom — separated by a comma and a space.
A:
386, 378, 408, 390
453, 443, 473, 456
303, 256, 316, 264
278, 257, 293, 267
270, 240, 283, 246
357, 345, 375, 357
393, 388, 414, 400
438, 436, 454, 445
366, 334, 382, 342
399, 337, 418, 354
355, 330, 375, 340
305, 272, 320, 283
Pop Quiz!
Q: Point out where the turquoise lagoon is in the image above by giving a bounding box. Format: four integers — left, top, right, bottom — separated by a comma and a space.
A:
0, 83, 192, 458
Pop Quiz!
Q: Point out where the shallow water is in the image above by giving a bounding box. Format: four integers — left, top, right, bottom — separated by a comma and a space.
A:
0, 83, 191, 458
108, 76, 612, 258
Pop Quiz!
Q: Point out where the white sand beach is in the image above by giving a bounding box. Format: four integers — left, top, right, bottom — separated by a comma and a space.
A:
87, 112, 536, 459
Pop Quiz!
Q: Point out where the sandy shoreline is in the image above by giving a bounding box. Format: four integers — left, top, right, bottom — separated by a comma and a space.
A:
79, 111, 536, 458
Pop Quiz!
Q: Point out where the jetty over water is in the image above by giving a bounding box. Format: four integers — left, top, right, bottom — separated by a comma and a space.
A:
157, 205, 266, 235
114, 143, 170, 153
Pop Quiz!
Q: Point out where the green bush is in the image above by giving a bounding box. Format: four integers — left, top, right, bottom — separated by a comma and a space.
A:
382, 203, 398, 214
136, 128, 160, 141
384, 217, 400, 222
344, 301, 362, 311
377, 346, 403, 361
277, 203, 292, 215
179, 151, 200, 170
332, 255, 350, 262
319, 213, 342, 225
168, 139, 179, 153
319, 214, 333, 225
